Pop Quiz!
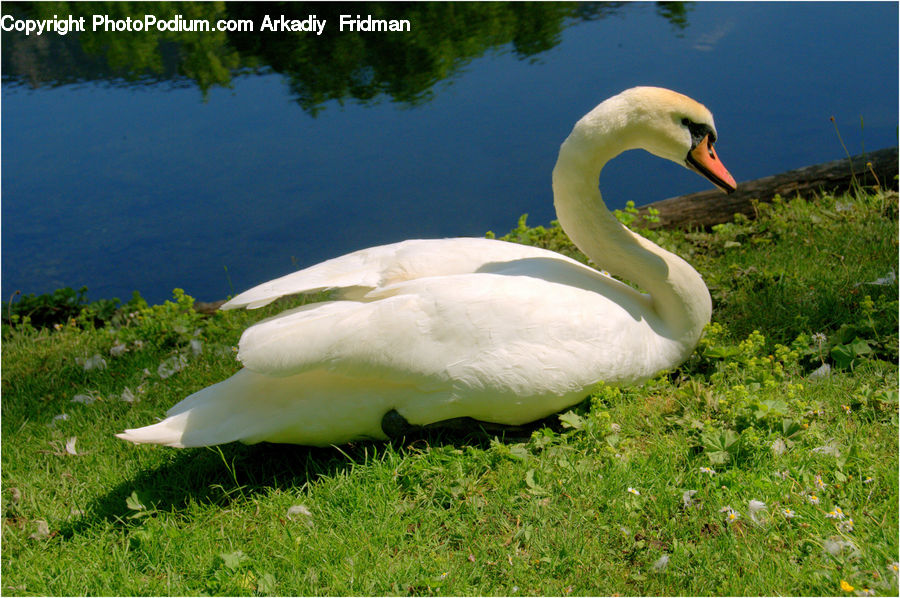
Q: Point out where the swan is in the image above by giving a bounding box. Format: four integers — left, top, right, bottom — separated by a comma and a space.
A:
117, 86, 737, 448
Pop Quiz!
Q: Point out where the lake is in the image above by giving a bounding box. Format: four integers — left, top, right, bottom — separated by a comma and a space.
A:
2, 1, 898, 305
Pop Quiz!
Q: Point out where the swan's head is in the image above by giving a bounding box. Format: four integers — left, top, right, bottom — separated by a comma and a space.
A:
578, 87, 738, 194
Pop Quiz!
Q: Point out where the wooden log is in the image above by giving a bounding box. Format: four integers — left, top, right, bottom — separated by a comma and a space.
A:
638, 146, 898, 229
194, 299, 227, 314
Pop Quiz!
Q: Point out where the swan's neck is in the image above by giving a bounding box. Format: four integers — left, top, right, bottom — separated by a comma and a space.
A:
551, 110, 711, 346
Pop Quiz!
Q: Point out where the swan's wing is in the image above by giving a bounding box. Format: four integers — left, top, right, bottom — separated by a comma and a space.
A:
235, 270, 682, 424
221, 238, 590, 310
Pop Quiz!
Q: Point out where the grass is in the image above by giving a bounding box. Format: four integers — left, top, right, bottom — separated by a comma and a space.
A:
2, 188, 898, 596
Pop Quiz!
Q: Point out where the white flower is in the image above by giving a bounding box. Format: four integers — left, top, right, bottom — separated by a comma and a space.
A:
825, 507, 845, 520
627, 487, 640, 496
120, 387, 136, 403
811, 332, 828, 345
814, 475, 826, 490
807, 494, 820, 505
699, 466, 717, 475
110, 341, 128, 357
863, 476, 874, 484
837, 518, 854, 533
719, 506, 740, 522
782, 508, 796, 519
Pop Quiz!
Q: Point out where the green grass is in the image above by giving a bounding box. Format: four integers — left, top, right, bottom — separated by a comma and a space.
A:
2, 189, 898, 596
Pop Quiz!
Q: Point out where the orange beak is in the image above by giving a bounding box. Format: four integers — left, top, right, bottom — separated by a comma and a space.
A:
686, 134, 737, 194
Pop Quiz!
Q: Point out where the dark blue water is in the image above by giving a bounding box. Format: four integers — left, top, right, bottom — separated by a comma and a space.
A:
3, 2, 897, 304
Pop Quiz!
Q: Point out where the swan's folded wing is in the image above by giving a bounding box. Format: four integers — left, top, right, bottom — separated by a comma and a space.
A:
220, 238, 575, 310
221, 243, 401, 310
235, 271, 675, 396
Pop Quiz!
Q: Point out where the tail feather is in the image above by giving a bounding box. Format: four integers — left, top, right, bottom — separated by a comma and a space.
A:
116, 368, 419, 447
116, 412, 192, 448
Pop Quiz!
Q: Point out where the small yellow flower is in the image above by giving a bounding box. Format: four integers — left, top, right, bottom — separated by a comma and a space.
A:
839, 580, 854, 592
719, 506, 740, 522
825, 507, 845, 520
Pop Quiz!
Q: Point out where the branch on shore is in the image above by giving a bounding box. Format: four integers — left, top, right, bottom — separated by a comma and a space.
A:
638, 146, 898, 229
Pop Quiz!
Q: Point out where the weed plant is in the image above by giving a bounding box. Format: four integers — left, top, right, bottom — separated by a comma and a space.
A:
2, 189, 897, 596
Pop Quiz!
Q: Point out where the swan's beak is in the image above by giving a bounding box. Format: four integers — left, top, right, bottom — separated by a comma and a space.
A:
686, 134, 737, 194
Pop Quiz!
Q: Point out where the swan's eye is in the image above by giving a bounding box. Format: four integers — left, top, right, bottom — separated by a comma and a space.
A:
682, 119, 715, 149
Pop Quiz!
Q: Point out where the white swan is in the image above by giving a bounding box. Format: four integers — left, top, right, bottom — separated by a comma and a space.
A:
118, 87, 737, 448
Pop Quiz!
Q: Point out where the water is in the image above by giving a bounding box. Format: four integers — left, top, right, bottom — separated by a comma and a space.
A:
2, 2, 897, 304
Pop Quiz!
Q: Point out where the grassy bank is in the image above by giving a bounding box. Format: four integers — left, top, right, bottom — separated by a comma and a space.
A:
2, 189, 898, 596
